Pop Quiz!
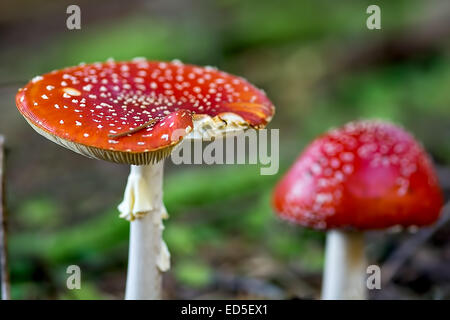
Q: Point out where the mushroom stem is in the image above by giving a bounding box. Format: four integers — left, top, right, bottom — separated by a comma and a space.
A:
120, 162, 170, 300
321, 230, 367, 300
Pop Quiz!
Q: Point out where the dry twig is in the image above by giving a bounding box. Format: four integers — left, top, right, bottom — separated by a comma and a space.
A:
0, 135, 10, 300
381, 202, 450, 286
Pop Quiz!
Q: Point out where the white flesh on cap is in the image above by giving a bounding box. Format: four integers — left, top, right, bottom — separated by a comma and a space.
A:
185, 112, 250, 140
322, 230, 367, 300
120, 162, 170, 300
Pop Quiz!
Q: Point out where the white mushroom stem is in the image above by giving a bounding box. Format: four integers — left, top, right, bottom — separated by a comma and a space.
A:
118, 161, 170, 300
321, 230, 367, 300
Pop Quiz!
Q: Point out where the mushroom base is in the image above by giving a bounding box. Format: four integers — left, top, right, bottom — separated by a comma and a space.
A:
322, 230, 367, 300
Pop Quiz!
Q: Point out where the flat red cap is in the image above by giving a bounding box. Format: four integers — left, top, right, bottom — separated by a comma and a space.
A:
273, 120, 444, 230
16, 59, 274, 164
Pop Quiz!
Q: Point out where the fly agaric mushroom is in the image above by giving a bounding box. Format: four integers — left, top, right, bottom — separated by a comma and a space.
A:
16, 59, 274, 299
272, 120, 443, 300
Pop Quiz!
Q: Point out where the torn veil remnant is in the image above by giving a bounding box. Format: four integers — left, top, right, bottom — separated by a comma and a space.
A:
16, 59, 275, 299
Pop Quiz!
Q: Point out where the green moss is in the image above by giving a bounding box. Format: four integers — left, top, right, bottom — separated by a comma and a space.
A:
174, 260, 213, 288
16, 197, 62, 229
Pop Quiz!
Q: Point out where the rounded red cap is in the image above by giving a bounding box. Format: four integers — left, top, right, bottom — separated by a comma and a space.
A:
16, 59, 274, 164
273, 120, 444, 230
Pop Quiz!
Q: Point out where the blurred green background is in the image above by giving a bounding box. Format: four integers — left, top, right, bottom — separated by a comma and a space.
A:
0, 0, 449, 299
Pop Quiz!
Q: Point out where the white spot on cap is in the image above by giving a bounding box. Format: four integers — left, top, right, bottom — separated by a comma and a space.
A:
83, 84, 93, 92
63, 88, 81, 96
342, 164, 354, 174
32, 76, 43, 83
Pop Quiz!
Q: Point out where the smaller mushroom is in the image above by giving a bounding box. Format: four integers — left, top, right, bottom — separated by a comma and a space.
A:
272, 120, 444, 299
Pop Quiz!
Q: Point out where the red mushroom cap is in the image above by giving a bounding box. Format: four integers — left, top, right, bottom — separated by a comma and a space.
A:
16, 59, 274, 164
273, 120, 444, 230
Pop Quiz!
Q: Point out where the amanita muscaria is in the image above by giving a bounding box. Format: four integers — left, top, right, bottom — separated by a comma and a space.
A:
272, 120, 443, 300
16, 58, 274, 299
